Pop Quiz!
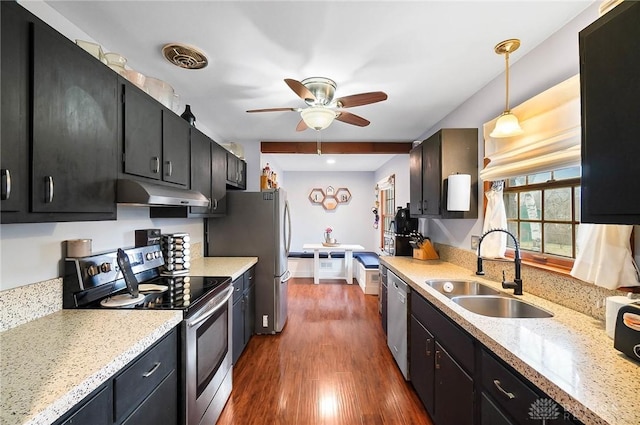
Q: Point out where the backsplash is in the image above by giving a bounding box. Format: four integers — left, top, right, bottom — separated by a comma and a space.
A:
436, 243, 624, 321
0, 242, 204, 332
0, 278, 62, 332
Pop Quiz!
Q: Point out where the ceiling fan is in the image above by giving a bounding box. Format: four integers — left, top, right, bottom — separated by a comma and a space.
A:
246, 77, 388, 132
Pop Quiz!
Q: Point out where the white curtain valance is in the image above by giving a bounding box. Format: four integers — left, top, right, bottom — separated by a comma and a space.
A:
376, 175, 394, 190
481, 74, 580, 182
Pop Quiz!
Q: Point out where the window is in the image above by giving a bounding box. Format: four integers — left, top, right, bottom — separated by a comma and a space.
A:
503, 166, 580, 270
379, 176, 395, 247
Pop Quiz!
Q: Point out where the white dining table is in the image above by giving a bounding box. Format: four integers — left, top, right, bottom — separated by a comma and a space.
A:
302, 243, 365, 284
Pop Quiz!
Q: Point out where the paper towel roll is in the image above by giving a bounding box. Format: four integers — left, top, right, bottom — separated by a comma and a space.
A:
447, 173, 471, 211
606, 296, 637, 339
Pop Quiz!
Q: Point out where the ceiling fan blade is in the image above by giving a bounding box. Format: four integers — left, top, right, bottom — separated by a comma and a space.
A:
335, 111, 370, 127
335, 91, 388, 108
246, 107, 298, 113
296, 119, 308, 132
285, 79, 316, 102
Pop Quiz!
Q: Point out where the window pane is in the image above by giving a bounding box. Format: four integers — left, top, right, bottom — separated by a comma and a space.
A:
508, 176, 526, 187
554, 166, 580, 180
527, 172, 551, 184
507, 221, 518, 249
520, 222, 541, 252
574, 186, 581, 222
544, 223, 573, 257
519, 191, 541, 220
504, 192, 518, 219
544, 188, 571, 221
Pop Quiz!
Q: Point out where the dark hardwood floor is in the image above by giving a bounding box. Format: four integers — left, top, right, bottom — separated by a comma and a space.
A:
216, 278, 433, 425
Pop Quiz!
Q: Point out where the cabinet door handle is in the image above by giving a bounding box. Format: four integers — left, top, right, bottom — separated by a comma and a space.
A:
44, 176, 54, 203
151, 157, 160, 174
165, 160, 173, 177
143, 362, 161, 378
1, 169, 10, 200
422, 200, 428, 212
435, 350, 441, 369
425, 338, 432, 357
493, 379, 516, 399
212, 198, 218, 210
207, 198, 212, 209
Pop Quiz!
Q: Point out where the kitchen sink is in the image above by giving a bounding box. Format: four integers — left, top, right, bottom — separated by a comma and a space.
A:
426, 279, 502, 298
451, 295, 553, 318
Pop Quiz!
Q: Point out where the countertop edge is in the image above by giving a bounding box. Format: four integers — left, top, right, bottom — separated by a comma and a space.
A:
17, 312, 183, 425
381, 257, 631, 425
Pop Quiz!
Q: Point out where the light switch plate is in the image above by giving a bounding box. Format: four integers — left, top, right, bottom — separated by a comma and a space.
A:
471, 235, 480, 250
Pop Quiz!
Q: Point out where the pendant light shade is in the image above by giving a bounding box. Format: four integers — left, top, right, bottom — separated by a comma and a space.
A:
301, 107, 336, 130
490, 39, 524, 138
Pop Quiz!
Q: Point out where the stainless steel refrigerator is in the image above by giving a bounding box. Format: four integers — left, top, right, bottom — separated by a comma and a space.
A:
206, 189, 291, 334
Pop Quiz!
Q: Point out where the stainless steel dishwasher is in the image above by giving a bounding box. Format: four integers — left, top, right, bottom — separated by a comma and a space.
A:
387, 269, 409, 380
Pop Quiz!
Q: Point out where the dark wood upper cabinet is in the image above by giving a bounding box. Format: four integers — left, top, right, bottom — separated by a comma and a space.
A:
1, 2, 30, 216
31, 22, 118, 214
162, 111, 190, 187
1, 1, 117, 222
579, 1, 640, 224
410, 129, 478, 219
226, 152, 246, 190
121, 80, 190, 187
122, 82, 163, 180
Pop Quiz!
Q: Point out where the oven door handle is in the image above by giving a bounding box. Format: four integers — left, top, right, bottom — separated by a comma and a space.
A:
187, 286, 234, 328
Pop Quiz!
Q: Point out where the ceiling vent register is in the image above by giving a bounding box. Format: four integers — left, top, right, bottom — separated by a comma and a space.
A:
162, 43, 208, 70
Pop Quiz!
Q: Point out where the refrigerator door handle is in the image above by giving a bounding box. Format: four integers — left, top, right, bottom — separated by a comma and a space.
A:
284, 200, 292, 255
281, 269, 292, 283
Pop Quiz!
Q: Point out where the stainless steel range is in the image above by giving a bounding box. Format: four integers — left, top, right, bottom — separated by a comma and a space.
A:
63, 245, 233, 425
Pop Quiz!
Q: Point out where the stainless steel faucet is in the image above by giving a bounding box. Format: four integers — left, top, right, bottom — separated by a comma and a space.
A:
476, 228, 523, 295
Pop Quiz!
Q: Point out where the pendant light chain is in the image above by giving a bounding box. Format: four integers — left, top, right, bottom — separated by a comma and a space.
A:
504, 51, 510, 113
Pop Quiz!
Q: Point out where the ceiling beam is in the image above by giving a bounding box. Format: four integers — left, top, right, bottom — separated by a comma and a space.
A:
261, 141, 413, 154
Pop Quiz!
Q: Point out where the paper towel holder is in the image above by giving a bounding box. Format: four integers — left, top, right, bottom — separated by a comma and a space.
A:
447, 173, 471, 211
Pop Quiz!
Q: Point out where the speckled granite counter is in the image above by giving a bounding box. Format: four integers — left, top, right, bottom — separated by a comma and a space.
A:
0, 309, 182, 425
381, 257, 640, 425
188, 256, 257, 280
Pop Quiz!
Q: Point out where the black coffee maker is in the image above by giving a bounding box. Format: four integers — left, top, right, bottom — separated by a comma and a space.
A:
394, 204, 418, 235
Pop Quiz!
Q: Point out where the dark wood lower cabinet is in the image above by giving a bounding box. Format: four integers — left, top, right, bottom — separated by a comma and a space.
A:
481, 393, 514, 425
435, 341, 474, 425
54, 384, 112, 425
232, 267, 256, 364
53, 328, 178, 425
409, 289, 583, 425
409, 315, 435, 413
121, 370, 178, 425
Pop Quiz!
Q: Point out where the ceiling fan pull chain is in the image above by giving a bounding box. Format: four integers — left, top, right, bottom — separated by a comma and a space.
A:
316, 131, 322, 155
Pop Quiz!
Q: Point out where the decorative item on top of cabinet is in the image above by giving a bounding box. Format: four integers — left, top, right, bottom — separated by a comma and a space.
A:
180, 104, 196, 126
409, 128, 478, 219
579, 1, 640, 224
1, 1, 118, 223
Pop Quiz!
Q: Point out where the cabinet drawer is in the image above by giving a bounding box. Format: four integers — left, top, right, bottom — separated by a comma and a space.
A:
114, 329, 177, 422
232, 275, 244, 302
243, 267, 255, 291
121, 370, 178, 425
481, 349, 539, 424
411, 291, 474, 373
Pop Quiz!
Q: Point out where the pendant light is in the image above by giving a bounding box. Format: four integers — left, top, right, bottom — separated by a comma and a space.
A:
490, 39, 524, 138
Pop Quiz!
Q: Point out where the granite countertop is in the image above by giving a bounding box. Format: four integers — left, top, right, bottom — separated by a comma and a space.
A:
0, 256, 257, 425
381, 257, 640, 425
0, 309, 182, 425
188, 256, 258, 280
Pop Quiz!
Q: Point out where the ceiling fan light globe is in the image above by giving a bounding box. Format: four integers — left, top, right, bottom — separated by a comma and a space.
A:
301, 107, 336, 130
490, 111, 524, 138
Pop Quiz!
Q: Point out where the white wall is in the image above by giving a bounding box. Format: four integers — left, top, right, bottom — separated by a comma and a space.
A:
419, 3, 601, 250
284, 171, 377, 252
0, 207, 203, 290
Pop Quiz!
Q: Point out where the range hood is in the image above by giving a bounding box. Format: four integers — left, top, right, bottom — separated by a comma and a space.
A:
117, 179, 209, 207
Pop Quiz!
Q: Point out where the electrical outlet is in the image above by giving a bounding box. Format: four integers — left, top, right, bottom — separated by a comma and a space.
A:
471, 235, 480, 250
262, 315, 268, 327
